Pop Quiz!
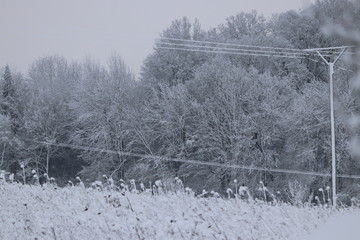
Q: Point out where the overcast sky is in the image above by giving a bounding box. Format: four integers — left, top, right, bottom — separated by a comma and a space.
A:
0, 0, 313, 78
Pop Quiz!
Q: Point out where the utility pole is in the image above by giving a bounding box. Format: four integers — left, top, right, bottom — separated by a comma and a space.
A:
304, 46, 347, 206
157, 39, 355, 205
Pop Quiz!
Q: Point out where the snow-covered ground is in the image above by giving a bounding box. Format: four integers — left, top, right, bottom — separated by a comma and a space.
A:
302, 209, 360, 240
0, 183, 354, 240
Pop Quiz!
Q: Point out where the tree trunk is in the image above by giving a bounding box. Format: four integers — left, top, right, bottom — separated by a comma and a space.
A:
220, 170, 230, 192
0, 143, 5, 168
46, 147, 50, 176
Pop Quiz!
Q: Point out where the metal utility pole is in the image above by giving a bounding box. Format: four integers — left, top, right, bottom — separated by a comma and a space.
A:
304, 46, 347, 206
158, 38, 355, 205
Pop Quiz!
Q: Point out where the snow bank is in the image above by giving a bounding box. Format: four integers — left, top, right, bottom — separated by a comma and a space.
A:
0, 184, 350, 240
302, 209, 360, 240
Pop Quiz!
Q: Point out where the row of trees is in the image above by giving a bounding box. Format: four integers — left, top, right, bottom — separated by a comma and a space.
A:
1, 0, 359, 196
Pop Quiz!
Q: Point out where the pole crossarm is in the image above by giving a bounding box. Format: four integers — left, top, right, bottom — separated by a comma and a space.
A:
303, 46, 354, 51
316, 50, 330, 64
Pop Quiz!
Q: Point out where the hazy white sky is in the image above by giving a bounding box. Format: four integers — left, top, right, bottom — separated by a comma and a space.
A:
0, 0, 313, 78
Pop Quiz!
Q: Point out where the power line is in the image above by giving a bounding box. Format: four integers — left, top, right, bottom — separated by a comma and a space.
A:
160, 37, 308, 52
156, 46, 307, 59
307, 57, 354, 73
304, 46, 355, 51
155, 39, 354, 71
156, 38, 357, 206
32, 140, 360, 180
155, 41, 314, 57
159, 37, 353, 55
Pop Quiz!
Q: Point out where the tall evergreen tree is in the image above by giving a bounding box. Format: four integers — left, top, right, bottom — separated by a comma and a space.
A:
2, 65, 15, 99
1, 65, 18, 134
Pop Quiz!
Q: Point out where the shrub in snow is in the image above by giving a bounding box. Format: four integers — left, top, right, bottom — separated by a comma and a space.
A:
239, 185, 251, 201
210, 190, 220, 198
174, 177, 184, 192
0, 170, 5, 184
350, 197, 359, 207
318, 188, 326, 205
129, 179, 137, 193
31, 170, 39, 185
325, 186, 332, 205
140, 182, 145, 192
104, 194, 121, 208
103, 175, 114, 191
153, 180, 163, 195
91, 180, 103, 191
39, 173, 50, 186
185, 187, 194, 196
155, 180, 162, 187
9, 173, 14, 183
49, 177, 56, 185
256, 181, 268, 202
118, 179, 127, 195
288, 180, 307, 205
102, 175, 114, 191
198, 189, 211, 198
108, 177, 115, 191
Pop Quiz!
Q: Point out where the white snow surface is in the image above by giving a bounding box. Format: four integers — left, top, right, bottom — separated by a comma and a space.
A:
0, 183, 354, 240
302, 209, 360, 240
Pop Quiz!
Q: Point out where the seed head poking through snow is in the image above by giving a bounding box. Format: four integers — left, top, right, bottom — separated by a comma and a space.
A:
153, 180, 163, 195
140, 182, 145, 192
226, 188, 234, 199
129, 179, 137, 193
75, 176, 85, 188
91, 180, 103, 191
318, 188, 326, 205
239, 185, 251, 200
31, 170, 39, 185
185, 187, 194, 196
68, 181, 74, 187
325, 186, 331, 205
234, 179, 238, 195
174, 177, 184, 192
9, 173, 14, 183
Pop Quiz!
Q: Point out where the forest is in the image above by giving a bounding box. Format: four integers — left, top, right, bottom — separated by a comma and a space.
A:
1, 0, 360, 200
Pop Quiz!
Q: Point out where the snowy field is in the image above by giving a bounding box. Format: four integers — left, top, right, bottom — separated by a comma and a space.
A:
1, 184, 357, 240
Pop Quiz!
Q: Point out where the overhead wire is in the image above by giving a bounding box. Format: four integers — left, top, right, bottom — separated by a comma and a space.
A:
28, 139, 360, 180
155, 46, 307, 59
151, 38, 359, 181
155, 40, 345, 58
158, 37, 354, 55
307, 57, 354, 73
155, 41, 314, 57
17, 40, 355, 183
159, 37, 309, 52
155, 38, 354, 71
